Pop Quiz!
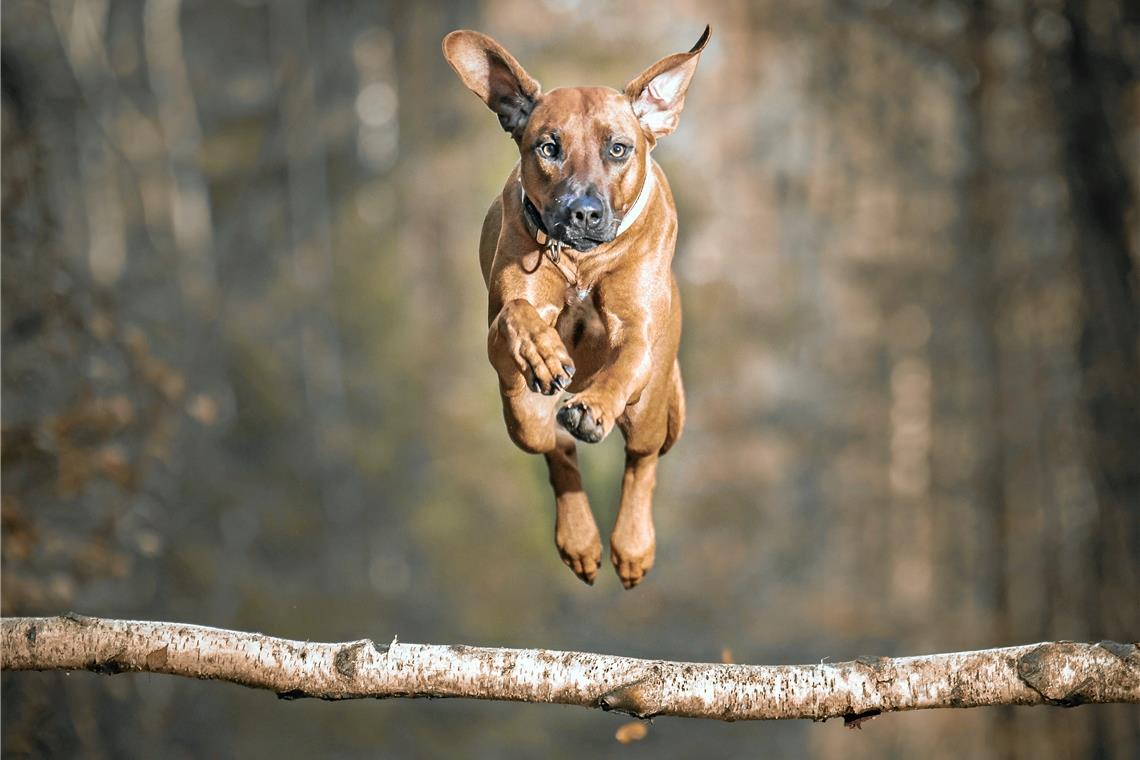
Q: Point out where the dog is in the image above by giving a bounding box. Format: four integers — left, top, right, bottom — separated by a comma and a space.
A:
442, 26, 709, 588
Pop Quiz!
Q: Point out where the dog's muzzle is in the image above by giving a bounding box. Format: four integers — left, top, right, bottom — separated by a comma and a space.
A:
545, 193, 616, 251
521, 154, 655, 254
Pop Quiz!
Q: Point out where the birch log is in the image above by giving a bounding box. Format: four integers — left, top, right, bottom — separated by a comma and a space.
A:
2, 615, 1137, 724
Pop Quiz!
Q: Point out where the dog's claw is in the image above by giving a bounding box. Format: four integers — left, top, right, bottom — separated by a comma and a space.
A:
527, 371, 564, 395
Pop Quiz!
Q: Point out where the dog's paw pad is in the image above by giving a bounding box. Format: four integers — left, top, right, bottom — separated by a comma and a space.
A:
557, 402, 604, 443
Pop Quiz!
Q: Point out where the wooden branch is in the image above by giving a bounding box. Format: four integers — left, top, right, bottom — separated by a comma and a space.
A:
3, 615, 1137, 724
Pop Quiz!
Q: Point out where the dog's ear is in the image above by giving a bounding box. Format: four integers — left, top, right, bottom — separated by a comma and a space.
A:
624, 25, 710, 141
443, 30, 541, 140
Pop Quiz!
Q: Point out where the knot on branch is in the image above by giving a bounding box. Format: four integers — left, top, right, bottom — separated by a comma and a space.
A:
1015, 642, 1137, 707
596, 665, 665, 718
63, 612, 95, 626
88, 656, 127, 675
843, 709, 882, 729
854, 654, 897, 685
334, 640, 379, 678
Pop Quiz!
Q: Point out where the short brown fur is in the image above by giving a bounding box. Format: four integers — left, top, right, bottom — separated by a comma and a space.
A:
444, 27, 709, 588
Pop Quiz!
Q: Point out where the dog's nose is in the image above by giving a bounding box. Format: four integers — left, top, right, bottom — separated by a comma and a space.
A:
566, 194, 606, 232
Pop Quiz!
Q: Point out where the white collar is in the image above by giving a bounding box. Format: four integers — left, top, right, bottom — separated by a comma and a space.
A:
615, 154, 655, 238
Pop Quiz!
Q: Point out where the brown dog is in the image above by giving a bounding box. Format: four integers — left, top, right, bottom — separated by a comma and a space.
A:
443, 27, 709, 588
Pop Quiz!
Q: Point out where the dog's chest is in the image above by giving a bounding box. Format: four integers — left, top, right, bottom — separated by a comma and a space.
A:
557, 287, 605, 353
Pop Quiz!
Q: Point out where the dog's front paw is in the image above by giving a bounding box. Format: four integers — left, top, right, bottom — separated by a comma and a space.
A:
496, 302, 575, 396
556, 391, 620, 443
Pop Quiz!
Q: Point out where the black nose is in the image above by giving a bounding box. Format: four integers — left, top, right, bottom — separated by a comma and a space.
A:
566, 194, 606, 232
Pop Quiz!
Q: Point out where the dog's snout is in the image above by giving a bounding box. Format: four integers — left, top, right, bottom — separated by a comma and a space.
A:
568, 195, 604, 229
542, 187, 615, 250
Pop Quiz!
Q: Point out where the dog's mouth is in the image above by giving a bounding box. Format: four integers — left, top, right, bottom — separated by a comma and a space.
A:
524, 194, 618, 252
543, 218, 618, 252
561, 233, 610, 252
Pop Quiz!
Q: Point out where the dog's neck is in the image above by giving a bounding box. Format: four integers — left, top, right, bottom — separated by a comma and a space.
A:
613, 155, 656, 238
519, 154, 656, 263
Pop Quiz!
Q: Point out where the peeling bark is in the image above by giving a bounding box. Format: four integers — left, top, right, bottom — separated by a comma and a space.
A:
2, 616, 1137, 722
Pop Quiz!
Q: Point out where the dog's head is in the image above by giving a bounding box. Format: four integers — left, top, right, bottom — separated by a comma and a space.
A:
443, 27, 710, 252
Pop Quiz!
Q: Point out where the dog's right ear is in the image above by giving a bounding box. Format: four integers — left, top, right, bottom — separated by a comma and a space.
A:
443, 31, 541, 140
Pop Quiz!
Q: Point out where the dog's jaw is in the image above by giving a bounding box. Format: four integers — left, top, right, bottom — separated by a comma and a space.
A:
543, 220, 618, 252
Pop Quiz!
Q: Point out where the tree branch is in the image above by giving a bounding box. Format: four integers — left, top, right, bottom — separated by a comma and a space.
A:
2, 615, 1137, 723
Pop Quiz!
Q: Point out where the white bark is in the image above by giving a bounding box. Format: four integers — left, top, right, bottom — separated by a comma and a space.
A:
2, 615, 1137, 723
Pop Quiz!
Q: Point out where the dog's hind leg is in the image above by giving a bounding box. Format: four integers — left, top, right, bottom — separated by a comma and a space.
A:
544, 429, 602, 584
610, 329, 679, 588
610, 450, 659, 589
608, 363, 683, 588
497, 389, 600, 584
659, 359, 685, 456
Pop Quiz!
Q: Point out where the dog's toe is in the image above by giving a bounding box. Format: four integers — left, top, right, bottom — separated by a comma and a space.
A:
558, 537, 601, 585
566, 554, 599, 585
614, 557, 651, 589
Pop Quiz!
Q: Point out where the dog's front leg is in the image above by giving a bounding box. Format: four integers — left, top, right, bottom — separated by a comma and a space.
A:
488, 298, 575, 399
557, 285, 658, 444
487, 298, 575, 455
488, 298, 602, 582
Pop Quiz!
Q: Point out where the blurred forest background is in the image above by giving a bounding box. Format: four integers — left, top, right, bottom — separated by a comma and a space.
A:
2, 0, 1138, 757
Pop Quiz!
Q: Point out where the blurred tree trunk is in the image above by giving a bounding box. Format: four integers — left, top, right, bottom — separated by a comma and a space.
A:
270, 0, 364, 588
1044, 1, 1140, 754
963, 2, 1015, 756
1048, 1, 1140, 634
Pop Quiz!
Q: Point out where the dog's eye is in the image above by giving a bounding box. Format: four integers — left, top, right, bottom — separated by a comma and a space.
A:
609, 143, 628, 159
538, 141, 559, 159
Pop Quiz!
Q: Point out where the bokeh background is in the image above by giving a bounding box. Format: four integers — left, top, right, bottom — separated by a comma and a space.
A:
2, 0, 1138, 757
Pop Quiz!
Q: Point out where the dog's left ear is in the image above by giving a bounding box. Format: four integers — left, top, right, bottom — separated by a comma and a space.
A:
443, 30, 541, 140
624, 25, 711, 141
